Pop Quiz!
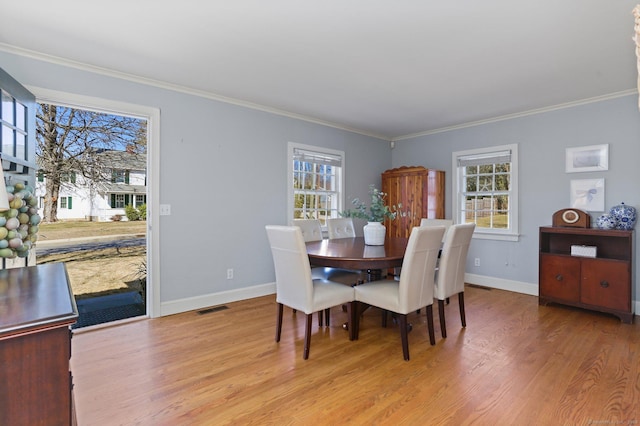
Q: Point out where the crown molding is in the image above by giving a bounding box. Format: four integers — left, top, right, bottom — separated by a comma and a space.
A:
393, 89, 638, 141
0, 43, 389, 141
2, 42, 633, 144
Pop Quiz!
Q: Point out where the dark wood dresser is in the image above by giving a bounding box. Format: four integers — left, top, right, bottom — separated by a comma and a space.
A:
539, 226, 635, 323
0, 263, 78, 425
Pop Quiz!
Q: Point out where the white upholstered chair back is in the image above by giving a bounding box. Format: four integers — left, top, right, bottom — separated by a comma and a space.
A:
434, 223, 475, 300
292, 219, 323, 242
327, 218, 356, 239
396, 226, 446, 313
266, 225, 315, 312
420, 218, 453, 242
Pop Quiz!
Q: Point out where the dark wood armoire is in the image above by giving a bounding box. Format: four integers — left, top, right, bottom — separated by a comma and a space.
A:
381, 166, 445, 238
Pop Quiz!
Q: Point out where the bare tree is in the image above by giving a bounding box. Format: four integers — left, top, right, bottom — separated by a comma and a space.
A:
36, 104, 146, 222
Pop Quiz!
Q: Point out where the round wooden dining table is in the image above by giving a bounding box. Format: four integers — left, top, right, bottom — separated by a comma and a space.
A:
305, 236, 409, 280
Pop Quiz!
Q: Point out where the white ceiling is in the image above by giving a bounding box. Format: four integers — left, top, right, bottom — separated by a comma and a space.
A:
2, 1, 639, 140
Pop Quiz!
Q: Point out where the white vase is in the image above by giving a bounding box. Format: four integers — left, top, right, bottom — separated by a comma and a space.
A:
363, 221, 386, 245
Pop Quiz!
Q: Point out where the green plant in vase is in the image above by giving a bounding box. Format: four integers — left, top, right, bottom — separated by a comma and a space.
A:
341, 185, 404, 245
341, 184, 402, 222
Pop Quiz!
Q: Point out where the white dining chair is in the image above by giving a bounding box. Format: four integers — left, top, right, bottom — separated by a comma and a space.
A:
327, 217, 356, 239
434, 223, 475, 338
353, 225, 445, 360
265, 225, 356, 360
420, 218, 453, 242
292, 219, 362, 325
292, 218, 363, 283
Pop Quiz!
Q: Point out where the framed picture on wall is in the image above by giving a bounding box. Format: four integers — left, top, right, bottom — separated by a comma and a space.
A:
565, 144, 609, 173
570, 178, 605, 212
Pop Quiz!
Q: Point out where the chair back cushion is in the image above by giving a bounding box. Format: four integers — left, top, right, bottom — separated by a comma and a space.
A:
292, 219, 323, 242
435, 223, 475, 299
420, 218, 453, 242
397, 226, 446, 312
265, 226, 314, 311
327, 218, 356, 239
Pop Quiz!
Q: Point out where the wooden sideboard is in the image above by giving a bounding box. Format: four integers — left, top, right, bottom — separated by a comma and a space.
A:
381, 166, 445, 238
539, 226, 635, 323
0, 263, 78, 425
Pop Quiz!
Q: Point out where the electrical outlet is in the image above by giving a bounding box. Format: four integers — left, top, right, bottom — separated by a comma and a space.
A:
474, 258, 480, 267
226, 268, 233, 279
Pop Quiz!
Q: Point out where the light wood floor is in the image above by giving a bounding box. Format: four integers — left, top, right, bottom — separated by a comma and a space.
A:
71, 286, 640, 425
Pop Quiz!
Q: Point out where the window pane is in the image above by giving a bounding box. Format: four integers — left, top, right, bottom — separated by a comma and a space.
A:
16, 102, 26, 131
1, 91, 14, 125
15, 132, 25, 160
478, 175, 493, 192
2, 125, 13, 155
465, 175, 477, 191
479, 164, 493, 174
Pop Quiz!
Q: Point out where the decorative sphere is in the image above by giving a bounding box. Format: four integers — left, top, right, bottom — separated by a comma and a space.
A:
596, 214, 618, 230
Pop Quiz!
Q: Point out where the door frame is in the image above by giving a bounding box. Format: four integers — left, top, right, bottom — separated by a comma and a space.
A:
29, 86, 161, 318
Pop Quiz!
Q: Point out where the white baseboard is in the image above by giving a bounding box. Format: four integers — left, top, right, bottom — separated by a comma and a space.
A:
160, 282, 276, 316
160, 275, 638, 320
465, 273, 538, 296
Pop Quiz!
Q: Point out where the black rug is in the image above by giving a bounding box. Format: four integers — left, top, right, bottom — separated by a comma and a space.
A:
73, 291, 145, 329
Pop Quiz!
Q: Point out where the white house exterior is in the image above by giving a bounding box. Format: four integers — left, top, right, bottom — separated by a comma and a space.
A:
36, 149, 147, 221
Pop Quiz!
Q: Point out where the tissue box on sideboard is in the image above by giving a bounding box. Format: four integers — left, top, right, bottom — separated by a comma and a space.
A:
570, 245, 597, 258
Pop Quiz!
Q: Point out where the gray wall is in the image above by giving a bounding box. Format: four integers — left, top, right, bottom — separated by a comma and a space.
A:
0, 50, 391, 313
392, 95, 640, 300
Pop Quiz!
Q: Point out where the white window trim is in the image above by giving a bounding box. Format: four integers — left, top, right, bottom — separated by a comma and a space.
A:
287, 142, 345, 227
452, 143, 519, 242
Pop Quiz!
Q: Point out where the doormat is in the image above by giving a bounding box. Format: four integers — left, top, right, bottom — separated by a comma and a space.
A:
73, 291, 145, 329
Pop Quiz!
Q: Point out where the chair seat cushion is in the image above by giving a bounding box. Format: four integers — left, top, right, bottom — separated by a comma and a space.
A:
308, 280, 355, 314
354, 280, 403, 313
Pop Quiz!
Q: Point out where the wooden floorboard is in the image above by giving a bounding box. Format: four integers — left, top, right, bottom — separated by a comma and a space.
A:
70, 286, 640, 425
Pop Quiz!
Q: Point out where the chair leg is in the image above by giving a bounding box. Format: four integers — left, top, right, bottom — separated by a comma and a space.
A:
426, 305, 436, 345
398, 314, 410, 361
325, 308, 330, 327
438, 299, 447, 338
303, 313, 313, 360
318, 310, 323, 327
381, 309, 388, 327
347, 301, 358, 340
275, 303, 284, 342
458, 292, 466, 328
350, 301, 360, 340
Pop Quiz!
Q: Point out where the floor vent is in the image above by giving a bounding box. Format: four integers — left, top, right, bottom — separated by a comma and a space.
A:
467, 284, 492, 291
198, 305, 229, 315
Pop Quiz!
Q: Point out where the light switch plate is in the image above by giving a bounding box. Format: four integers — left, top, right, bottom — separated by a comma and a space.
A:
159, 204, 171, 216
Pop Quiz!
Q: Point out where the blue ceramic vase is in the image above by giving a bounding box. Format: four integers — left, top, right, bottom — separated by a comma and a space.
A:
609, 202, 637, 230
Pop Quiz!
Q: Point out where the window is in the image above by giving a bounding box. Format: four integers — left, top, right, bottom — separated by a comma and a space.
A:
288, 142, 344, 226
111, 194, 127, 208
452, 144, 518, 241
112, 169, 129, 184
60, 196, 72, 209
135, 194, 146, 207
61, 171, 76, 183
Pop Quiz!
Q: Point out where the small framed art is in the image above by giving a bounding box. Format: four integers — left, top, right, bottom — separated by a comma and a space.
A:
570, 178, 605, 212
565, 144, 608, 173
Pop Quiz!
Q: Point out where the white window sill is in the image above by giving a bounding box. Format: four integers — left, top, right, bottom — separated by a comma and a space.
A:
472, 232, 520, 242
